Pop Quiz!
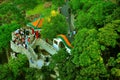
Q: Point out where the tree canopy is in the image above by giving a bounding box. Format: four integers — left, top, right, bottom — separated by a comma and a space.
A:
41, 13, 68, 39
1, 0, 120, 80
49, 0, 120, 80
0, 0, 38, 62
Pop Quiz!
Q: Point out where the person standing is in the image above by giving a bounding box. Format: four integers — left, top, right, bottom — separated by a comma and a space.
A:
25, 36, 28, 49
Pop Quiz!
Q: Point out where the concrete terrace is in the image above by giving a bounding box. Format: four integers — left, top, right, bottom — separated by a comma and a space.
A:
11, 28, 57, 69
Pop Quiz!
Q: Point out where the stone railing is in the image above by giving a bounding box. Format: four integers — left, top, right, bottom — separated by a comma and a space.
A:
28, 46, 38, 60
30, 38, 37, 49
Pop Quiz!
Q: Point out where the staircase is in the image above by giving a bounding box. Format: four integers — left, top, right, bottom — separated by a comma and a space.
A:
36, 39, 57, 55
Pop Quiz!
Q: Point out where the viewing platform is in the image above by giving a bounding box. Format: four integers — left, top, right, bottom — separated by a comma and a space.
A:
10, 28, 57, 69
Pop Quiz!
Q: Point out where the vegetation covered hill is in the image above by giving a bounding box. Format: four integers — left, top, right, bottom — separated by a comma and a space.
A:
0, 0, 120, 80
50, 0, 120, 80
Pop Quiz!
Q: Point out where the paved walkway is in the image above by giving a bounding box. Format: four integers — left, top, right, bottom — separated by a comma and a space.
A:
36, 39, 57, 55
11, 38, 57, 69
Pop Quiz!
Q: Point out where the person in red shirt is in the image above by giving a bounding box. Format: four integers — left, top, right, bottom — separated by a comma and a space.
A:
28, 37, 30, 43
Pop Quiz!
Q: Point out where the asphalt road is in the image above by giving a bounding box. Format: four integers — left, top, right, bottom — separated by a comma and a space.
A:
60, 0, 74, 41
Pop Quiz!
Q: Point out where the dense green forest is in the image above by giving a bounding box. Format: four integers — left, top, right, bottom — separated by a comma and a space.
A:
0, 0, 120, 80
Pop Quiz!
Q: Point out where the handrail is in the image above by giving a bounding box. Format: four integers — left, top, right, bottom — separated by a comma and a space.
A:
28, 46, 38, 60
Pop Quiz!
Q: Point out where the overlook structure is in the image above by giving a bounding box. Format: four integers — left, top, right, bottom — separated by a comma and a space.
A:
10, 9, 73, 69
10, 17, 57, 69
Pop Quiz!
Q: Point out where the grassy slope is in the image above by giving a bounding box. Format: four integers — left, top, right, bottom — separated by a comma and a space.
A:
26, 1, 57, 18
26, 3, 44, 16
